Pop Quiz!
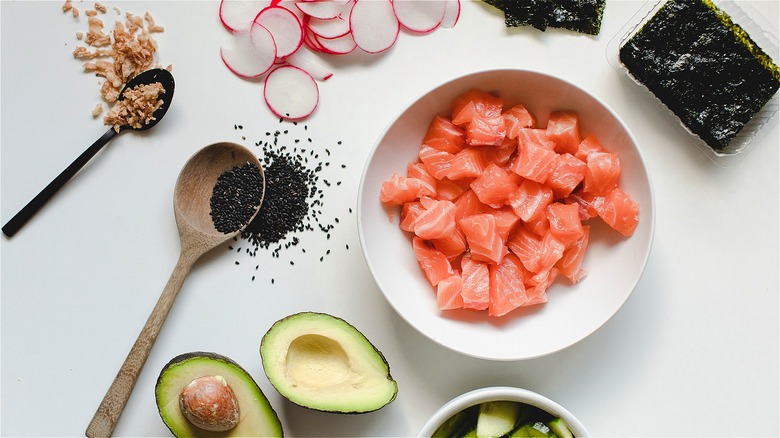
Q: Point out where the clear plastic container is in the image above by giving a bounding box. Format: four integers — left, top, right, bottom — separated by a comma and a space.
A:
607, 0, 779, 167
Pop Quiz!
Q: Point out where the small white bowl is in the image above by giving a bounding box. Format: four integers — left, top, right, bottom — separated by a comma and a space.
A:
358, 69, 654, 361
418, 386, 589, 437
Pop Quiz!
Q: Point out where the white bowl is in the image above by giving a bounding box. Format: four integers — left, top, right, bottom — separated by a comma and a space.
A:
358, 69, 654, 361
418, 386, 589, 437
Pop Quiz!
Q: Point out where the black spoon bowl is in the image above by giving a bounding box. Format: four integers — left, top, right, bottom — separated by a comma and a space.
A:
2, 68, 175, 238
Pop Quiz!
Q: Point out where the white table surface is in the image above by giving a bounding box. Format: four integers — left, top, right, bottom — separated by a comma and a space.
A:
2, 1, 778, 436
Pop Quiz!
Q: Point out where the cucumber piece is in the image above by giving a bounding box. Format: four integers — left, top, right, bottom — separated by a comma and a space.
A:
509, 424, 532, 437
432, 405, 479, 438
548, 417, 573, 438
476, 401, 522, 438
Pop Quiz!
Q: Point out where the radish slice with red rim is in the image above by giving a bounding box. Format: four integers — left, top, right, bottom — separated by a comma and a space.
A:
264, 65, 319, 120
219, 0, 270, 31
391, 0, 446, 33
275, 0, 307, 21
349, 0, 399, 54
440, 0, 460, 28
284, 50, 333, 81
221, 26, 277, 78
253, 6, 304, 58
307, 16, 351, 39
313, 31, 357, 55
295, 0, 350, 20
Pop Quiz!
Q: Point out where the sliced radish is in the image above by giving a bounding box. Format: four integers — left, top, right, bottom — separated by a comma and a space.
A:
284, 50, 333, 81
221, 26, 277, 78
275, 0, 307, 21
349, 0, 399, 54
307, 16, 351, 39
312, 31, 357, 55
391, 0, 446, 34
264, 65, 319, 120
440, 0, 460, 28
295, 0, 350, 20
253, 6, 304, 58
219, 0, 270, 31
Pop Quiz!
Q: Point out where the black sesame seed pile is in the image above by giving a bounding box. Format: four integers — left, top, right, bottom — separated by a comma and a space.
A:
209, 162, 264, 234
230, 121, 352, 283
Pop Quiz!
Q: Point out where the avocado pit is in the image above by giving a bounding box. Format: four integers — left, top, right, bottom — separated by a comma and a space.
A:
179, 375, 240, 432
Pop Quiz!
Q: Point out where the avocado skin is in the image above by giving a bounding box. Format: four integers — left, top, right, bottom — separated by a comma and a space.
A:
156, 351, 283, 437
260, 312, 398, 414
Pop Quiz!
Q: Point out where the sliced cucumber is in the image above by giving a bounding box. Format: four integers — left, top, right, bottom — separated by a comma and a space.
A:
476, 401, 522, 438
432, 405, 479, 438
548, 417, 573, 438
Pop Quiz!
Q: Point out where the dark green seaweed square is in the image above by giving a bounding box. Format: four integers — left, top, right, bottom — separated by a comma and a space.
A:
619, 0, 780, 151
484, 0, 605, 34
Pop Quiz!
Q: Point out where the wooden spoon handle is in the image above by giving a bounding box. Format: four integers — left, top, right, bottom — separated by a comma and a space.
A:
85, 251, 197, 438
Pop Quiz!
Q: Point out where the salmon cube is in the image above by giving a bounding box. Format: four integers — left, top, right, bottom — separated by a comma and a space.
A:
412, 197, 456, 240
413, 237, 456, 287
527, 232, 565, 274
460, 254, 490, 310
466, 114, 506, 146
517, 128, 555, 149
489, 207, 521, 241
448, 147, 487, 180
423, 115, 466, 154
584, 151, 621, 196
435, 177, 471, 201
452, 89, 504, 126
511, 140, 559, 183
471, 163, 519, 207
380, 174, 436, 205
419, 145, 455, 180
454, 189, 488, 221
437, 275, 464, 310
546, 111, 581, 155
575, 133, 606, 161
503, 104, 536, 140
556, 225, 590, 283
407, 162, 438, 192
524, 267, 558, 306
459, 214, 507, 264
596, 187, 639, 237
525, 213, 550, 237
565, 189, 599, 220
547, 153, 586, 197
546, 202, 585, 244
488, 253, 529, 317
431, 226, 467, 260
484, 136, 518, 166
508, 179, 554, 222
507, 225, 542, 272
400, 201, 424, 232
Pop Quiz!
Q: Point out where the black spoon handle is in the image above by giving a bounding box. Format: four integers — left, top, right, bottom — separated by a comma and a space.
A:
2, 127, 118, 238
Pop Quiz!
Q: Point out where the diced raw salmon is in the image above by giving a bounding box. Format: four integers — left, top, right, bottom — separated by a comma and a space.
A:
400, 201, 424, 232
412, 197, 456, 240
526, 232, 565, 274
489, 207, 521, 241
380, 174, 436, 205
470, 163, 519, 207
596, 187, 639, 237
460, 254, 490, 310
556, 225, 589, 283
546, 111, 581, 155
503, 104, 536, 140
466, 115, 506, 146
484, 137, 518, 166
435, 177, 471, 201
431, 226, 467, 260
525, 213, 550, 237
437, 275, 464, 310
546, 202, 585, 244
419, 145, 455, 180
451, 89, 504, 126
525, 267, 558, 306
407, 162, 438, 192
575, 133, 606, 161
454, 189, 488, 221
423, 115, 467, 154
507, 224, 541, 273
413, 237, 456, 287
488, 253, 529, 317
547, 153, 586, 197
517, 128, 555, 149
448, 147, 487, 180
508, 179, 554, 222
511, 140, 559, 184
459, 214, 507, 264
584, 151, 621, 196
565, 189, 599, 221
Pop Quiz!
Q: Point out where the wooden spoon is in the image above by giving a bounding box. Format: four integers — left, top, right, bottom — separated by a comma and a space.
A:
85, 142, 265, 438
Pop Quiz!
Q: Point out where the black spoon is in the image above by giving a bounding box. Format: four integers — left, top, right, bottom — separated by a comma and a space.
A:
2, 68, 175, 238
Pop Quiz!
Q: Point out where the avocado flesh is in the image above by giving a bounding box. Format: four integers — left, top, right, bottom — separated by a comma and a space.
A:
260, 312, 398, 413
155, 352, 283, 437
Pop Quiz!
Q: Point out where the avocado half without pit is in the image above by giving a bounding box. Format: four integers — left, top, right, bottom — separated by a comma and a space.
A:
155, 352, 283, 437
260, 312, 398, 413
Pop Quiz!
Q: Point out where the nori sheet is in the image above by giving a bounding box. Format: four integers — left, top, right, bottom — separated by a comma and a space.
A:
483, 0, 606, 35
619, 0, 780, 151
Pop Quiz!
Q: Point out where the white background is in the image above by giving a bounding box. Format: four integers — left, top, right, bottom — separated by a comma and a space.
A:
2, 1, 778, 436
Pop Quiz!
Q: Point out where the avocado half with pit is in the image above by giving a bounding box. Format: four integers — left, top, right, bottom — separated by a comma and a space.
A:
260, 312, 398, 413
155, 352, 283, 437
